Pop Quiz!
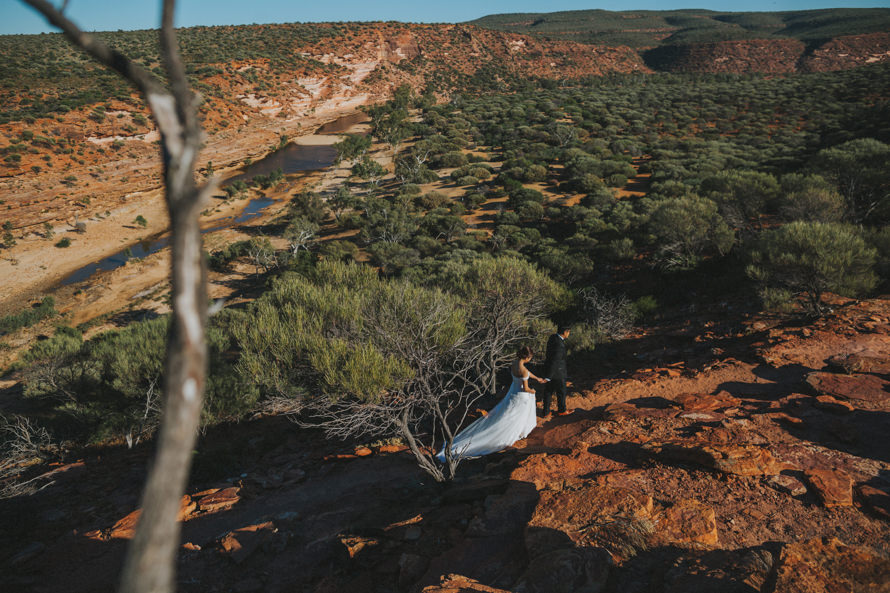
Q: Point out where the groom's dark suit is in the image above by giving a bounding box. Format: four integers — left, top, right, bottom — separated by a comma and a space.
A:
542, 332, 568, 415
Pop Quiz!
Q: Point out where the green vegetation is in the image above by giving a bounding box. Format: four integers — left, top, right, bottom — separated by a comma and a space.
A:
470, 8, 890, 48
4, 52, 889, 480
0, 297, 56, 335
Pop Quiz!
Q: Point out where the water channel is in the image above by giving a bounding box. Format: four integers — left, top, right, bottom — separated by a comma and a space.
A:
61, 112, 366, 286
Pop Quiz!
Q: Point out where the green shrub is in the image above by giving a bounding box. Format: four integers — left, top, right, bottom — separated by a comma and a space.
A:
0, 297, 56, 335
747, 221, 878, 314
648, 194, 734, 270
55, 237, 71, 248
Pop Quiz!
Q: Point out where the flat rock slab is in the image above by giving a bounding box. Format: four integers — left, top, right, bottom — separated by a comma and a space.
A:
644, 441, 786, 477
774, 537, 890, 592
195, 486, 241, 513
767, 474, 808, 497
806, 372, 890, 403
654, 499, 718, 546
804, 469, 853, 507
526, 481, 654, 560
672, 391, 742, 412
827, 351, 890, 375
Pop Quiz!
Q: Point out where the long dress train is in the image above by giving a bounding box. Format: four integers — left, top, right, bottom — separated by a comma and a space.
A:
436, 373, 537, 462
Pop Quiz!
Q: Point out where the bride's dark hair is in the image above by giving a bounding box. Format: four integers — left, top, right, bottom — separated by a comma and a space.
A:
517, 345, 534, 359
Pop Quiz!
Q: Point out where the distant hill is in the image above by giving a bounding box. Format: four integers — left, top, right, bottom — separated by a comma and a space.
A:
469, 8, 890, 48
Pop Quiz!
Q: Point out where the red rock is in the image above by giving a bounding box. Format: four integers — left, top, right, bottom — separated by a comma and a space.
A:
196, 487, 240, 513
526, 481, 653, 559
805, 372, 890, 403
354, 446, 373, 457
108, 494, 196, 539
804, 469, 853, 507
182, 542, 201, 551
857, 484, 890, 521
767, 412, 804, 425
421, 574, 510, 593
644, 441, 787, 477
827, 351, 890, 375
513, 547, 611, 593
813, 395, 855, 414
767, 474, 807, 497
673, 391, 741, 412
220, 521, 276, 564
654, 500, 718, 546
324, 453, 359, 460
774, 537, 890, 592
339, 534, 380, 559
377, 444, 408, 454
603, 402, 676, 420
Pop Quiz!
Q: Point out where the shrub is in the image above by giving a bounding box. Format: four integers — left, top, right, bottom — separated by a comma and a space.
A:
233, 262, 497, 481
747, 222, 878, 314
55, 237, 71, 248
134, 215, 148, 227
321, 240, 360, 262
579, 287, 637, 341
0, 297, 56, 335
648, 194, 734, 270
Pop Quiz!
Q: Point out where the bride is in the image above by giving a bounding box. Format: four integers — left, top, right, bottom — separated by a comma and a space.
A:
437, 346, 545, 462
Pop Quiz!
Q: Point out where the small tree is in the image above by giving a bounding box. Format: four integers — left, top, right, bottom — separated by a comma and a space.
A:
234, 262, 488, 481
747, 221, 878, 314
811, 138, 890, 224
284, 217, 319, 254
648, 193, 735, 270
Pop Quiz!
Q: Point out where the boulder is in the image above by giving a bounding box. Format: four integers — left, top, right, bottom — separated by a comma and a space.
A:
525, 481, 654, 560
195, 486, 240, 513
767, 474, 807, 497
805, 372, 890, 403
804, 468, 853, 507
827, 351, 890, 375
644, 441, 786, 477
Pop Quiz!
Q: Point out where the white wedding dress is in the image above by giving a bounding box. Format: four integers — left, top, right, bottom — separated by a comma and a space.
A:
436, 373, 538, 462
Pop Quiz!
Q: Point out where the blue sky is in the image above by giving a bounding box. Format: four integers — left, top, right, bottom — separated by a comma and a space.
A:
3, 1, 889, 35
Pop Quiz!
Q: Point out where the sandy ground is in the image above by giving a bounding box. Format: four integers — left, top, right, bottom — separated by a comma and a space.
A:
0, 112, 374, 368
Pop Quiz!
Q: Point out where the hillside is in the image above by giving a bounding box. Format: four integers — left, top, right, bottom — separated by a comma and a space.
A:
470, 8, 890, 74
5, 296, 890, 592
470, 8, 890, 48
0, 22, 645, 237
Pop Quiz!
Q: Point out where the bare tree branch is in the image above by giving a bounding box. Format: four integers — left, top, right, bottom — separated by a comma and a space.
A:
22, 2, 211, 593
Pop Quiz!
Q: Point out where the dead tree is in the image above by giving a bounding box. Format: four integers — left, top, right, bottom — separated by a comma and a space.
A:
22, 2, 213, 593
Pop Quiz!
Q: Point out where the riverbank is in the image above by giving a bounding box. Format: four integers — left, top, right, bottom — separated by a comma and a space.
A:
0, 112, 371, 368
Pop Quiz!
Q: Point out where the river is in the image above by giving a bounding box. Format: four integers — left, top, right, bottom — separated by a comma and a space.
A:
61, 112, 365, 286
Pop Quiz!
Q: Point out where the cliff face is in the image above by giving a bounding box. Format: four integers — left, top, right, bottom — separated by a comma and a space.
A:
644, 32, 890, 73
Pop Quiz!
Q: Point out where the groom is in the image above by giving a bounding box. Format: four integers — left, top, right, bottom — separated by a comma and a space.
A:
542, 325, 571, 418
